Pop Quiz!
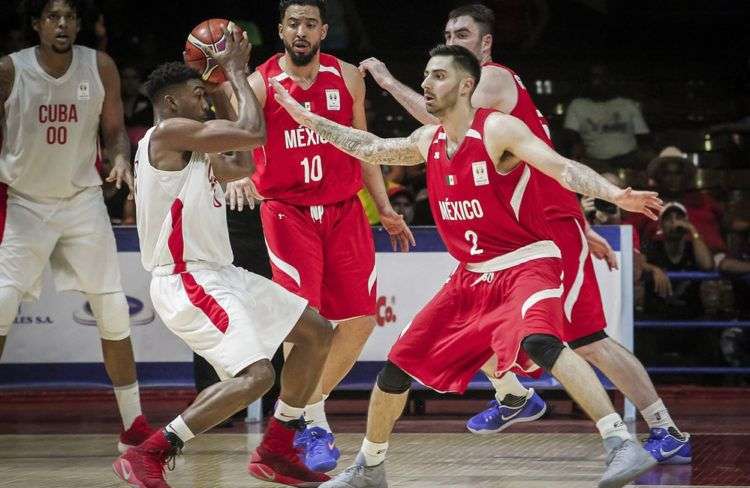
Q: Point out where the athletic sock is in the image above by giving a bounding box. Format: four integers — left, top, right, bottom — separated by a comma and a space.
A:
596, 413, 631, 442
113, 382, 142, 430
274, 399, 305, 424
642, 399, 684, 438
304, 399, 331, 432
165, 415, 195, 444
360, 438, 388, 467
489, 373, 530, 406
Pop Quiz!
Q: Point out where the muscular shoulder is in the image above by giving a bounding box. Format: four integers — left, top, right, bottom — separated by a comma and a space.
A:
410, 124, 440, 156
0, 56, 16, 105
96, 51, 120, 89
474, 64, 518, 113
339, 59, 365, 100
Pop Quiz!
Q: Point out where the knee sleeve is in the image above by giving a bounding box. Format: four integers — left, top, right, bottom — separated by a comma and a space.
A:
0, 286, 22, 336
568, 330, 608, 350
522, 334, 565, 371
87, 292, 131, 341
376, 361, 413, 394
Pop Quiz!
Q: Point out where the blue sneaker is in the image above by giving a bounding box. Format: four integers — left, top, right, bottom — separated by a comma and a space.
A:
643, 428, 692, 464
466, 388, 547, 434
296, 427, 340, 473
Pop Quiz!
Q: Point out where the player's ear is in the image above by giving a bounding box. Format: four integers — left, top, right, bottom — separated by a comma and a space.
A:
278, 22, 284, 40
481, 33, 493, 54
163, 94, 178, 113
31, 18, 40, 35
320, 23, 328, 41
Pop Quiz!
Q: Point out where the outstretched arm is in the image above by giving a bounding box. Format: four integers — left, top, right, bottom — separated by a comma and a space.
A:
270, 78, 433, 166
486, 113, 663, 219
359, 58, 438, 126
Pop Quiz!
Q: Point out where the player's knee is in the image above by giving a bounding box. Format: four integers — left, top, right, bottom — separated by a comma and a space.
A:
301, 308, 334, 349
86, 292, 131, 341
240, 359, 276, 395
522, 334, 566, 371
0, 287, 22, 336
376, 361, 413, 394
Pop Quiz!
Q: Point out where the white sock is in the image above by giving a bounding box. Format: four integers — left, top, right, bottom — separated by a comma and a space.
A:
596, 413, 631, 442
304, 399, 331, 432
274, 400, 305, 423
113, 382, 142, 430
642, 399, 680, 433
489, 372, 529, 404
166, 415, 195, 444
360, 438, 388, 467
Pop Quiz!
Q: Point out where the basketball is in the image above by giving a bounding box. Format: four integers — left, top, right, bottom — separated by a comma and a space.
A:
183, 18, 242, 84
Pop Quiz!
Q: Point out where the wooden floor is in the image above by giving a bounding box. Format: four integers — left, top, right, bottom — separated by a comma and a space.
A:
0, 431, 747, 488
1, 387, 749, 487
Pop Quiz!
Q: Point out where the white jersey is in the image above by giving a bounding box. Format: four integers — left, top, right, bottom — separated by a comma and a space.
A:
134, 127, 233, 274
0, 46, 104, 198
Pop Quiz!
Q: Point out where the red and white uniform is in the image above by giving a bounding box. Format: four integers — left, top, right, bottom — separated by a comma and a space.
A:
0, 46, 121, 304
254, 53, 375, 321
135, 128, 307, 379
487, 62, 607, 342
388, 109, 564, 394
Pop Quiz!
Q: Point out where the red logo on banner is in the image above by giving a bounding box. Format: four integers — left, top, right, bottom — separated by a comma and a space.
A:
376, 295, 397, 327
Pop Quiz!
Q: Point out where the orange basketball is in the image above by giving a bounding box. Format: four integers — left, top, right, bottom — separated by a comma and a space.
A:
183, 19, 242, 84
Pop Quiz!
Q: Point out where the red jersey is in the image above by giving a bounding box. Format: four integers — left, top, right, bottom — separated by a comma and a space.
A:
253, 53, 363, 205
484, 62, 583, 223
427, 108, 557, 264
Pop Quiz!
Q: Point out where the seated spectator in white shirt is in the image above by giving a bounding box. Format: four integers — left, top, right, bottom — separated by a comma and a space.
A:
564, 64, 652, 169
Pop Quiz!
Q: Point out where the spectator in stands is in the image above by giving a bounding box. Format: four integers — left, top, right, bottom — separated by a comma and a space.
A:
563, 64, 652, 170
120, 65, 152, 150
642, 202, 714, 319
387, 185, 415, 226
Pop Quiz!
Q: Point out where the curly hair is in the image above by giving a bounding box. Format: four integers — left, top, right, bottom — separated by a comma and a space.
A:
21, 0, 81, 21
144, 62, 201, 102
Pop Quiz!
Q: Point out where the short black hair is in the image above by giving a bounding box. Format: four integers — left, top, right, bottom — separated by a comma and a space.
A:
22, 0, 81, 21
429, 44, 482, 88
448, 4, 495, 37
279, 0, 327, 24
144, 62, 201, 102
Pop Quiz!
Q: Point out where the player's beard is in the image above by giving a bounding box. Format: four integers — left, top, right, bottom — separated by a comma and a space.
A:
427, 90, 459, 118
284, 39, 320, 67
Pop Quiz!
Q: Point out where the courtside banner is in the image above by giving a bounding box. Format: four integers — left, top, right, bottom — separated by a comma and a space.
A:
0, 226, 632, 385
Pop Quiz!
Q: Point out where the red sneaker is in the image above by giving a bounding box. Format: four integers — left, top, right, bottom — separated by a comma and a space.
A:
119, 415, 157, 453
113, 430, 179, 488
249, 418, 330, 487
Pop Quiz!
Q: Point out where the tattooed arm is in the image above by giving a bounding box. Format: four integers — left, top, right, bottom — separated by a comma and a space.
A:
270, 78, 434, 165
485, 112, 663, 220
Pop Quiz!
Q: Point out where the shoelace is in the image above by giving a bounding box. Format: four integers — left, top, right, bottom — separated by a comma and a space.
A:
341, 464, 366, 479
144, 447, 181, 479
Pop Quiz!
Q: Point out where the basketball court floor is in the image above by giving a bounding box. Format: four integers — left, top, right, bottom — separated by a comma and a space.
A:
1, 387, 748, 487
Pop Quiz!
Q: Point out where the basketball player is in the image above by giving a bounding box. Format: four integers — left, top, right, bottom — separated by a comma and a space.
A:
272, 45, 661, 488
223, 0, 414, 473
0, 0, 154, 451
359, 4, 691, 464
113, 29, 332, 488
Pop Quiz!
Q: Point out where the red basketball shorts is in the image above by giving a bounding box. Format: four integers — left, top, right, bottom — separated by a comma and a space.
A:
260, 195, 376, 322
548, 217, 608, 343
388, 257, 564, 394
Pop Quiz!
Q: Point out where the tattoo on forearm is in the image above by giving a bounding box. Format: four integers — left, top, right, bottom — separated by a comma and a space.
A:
310, 116, 424, 166
561, 160, 618, 201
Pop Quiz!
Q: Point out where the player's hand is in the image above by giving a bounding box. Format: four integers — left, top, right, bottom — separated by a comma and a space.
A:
226, 176, 262, 211
270, 78, 312, 127
651, 266, 672, 298
106, 158, 134, 200
358, 58, 395, 88
585, 227, 619, 271
209, 24, 251, 75
380, 208, 416, 253
612, 188, 663, 220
